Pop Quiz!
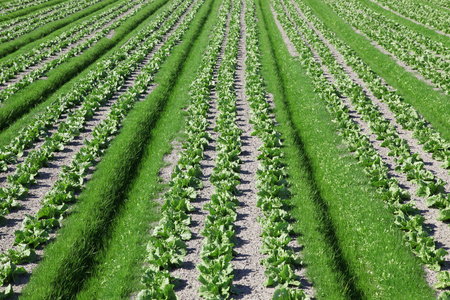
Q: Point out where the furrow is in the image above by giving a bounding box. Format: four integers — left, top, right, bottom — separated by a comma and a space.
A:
230, 0, 267, 297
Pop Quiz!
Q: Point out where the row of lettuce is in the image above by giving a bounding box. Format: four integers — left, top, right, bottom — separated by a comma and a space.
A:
0, 0, 202, 296
313, 0, 450, 176
196, 0, 242, 296
0, 0, 52, 14
0, 0, 184, 216
288, 0, 450, 222
294, 0, 450, 266
137, 0, 232, 297
272, 0, 450, 294
371, 0, 450, 34
0, 0, 104, 43
244, 0, 307, 297
138, 0, 309, 298
324, 0, 450, 95
0, 0, 146, 103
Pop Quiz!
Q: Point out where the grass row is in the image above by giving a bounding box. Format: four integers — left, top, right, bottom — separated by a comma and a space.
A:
361, 0, 450, 47
0, 0, 169, 132
0, 0, 171, 148
20, 0, 215, 297
303, 0, 450, 142
73, 0, 221, 297
257, 0, 435, 298
357, 0, 450, 48
0, 0, 68, 22
0, 0, 119, 58
0, 0, 127, 64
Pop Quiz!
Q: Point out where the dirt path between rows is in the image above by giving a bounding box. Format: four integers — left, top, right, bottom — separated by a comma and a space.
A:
230, 0, 268, 298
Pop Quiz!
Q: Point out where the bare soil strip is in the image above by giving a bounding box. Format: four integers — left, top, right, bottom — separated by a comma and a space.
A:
172, 4, 232, 298
0, 0, 198, 260
367, 0, 450, 38
159, 141, 183, 184
280, 0, 450, 289
0, 0, 143, 92
231, 0, 267, 298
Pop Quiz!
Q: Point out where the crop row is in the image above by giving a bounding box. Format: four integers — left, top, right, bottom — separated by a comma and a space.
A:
0, 0, 182, 174
244, 0, 307, 297
333, 0, 450, 59
137, 0, 231, 298
272, 0, 447, 279
0, 0, 148, 104
371, 0, 450, 34
0, 0, 52, 14
0, 0, 104, 43
195, 0, 242, 297
0, 0, 148, 103
324, 0, 450, 94
0, 1, 62, 31
0, 0, 187, 221
423, 0, 450, 9
294, 0, 450, 268
0, 0, 139, 85
0, 0, 204, 294
292, 0, 450, 220
292, 1, 450, 291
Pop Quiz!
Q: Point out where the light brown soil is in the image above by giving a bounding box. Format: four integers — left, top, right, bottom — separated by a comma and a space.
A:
231, 1, 268, 298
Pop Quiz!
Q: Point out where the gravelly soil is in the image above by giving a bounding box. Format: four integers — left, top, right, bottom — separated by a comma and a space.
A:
231, 1, 268, 298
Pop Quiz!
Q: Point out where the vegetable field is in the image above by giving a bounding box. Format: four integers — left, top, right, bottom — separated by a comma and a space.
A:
0, 0, 449, 298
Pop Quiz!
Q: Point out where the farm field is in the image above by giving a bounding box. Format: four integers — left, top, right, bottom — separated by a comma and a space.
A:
0, 0, 449, 298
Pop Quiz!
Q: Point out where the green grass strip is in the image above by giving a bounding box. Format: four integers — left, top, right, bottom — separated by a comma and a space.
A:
303, 0, 450, 142
0, 0, 170, 149
358, 0, 450, 48
258, 0, 436, 298
73, 1, 221, 298
0, 0, 127, 64
0, 0, 67, 22
0, 0, 119, 58
20, 0, 214, 298
256, 2, 348, 298
0, 0, 168, 132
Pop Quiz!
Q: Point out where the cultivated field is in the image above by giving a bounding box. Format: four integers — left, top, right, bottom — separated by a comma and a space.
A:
0, 0, 449, 298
